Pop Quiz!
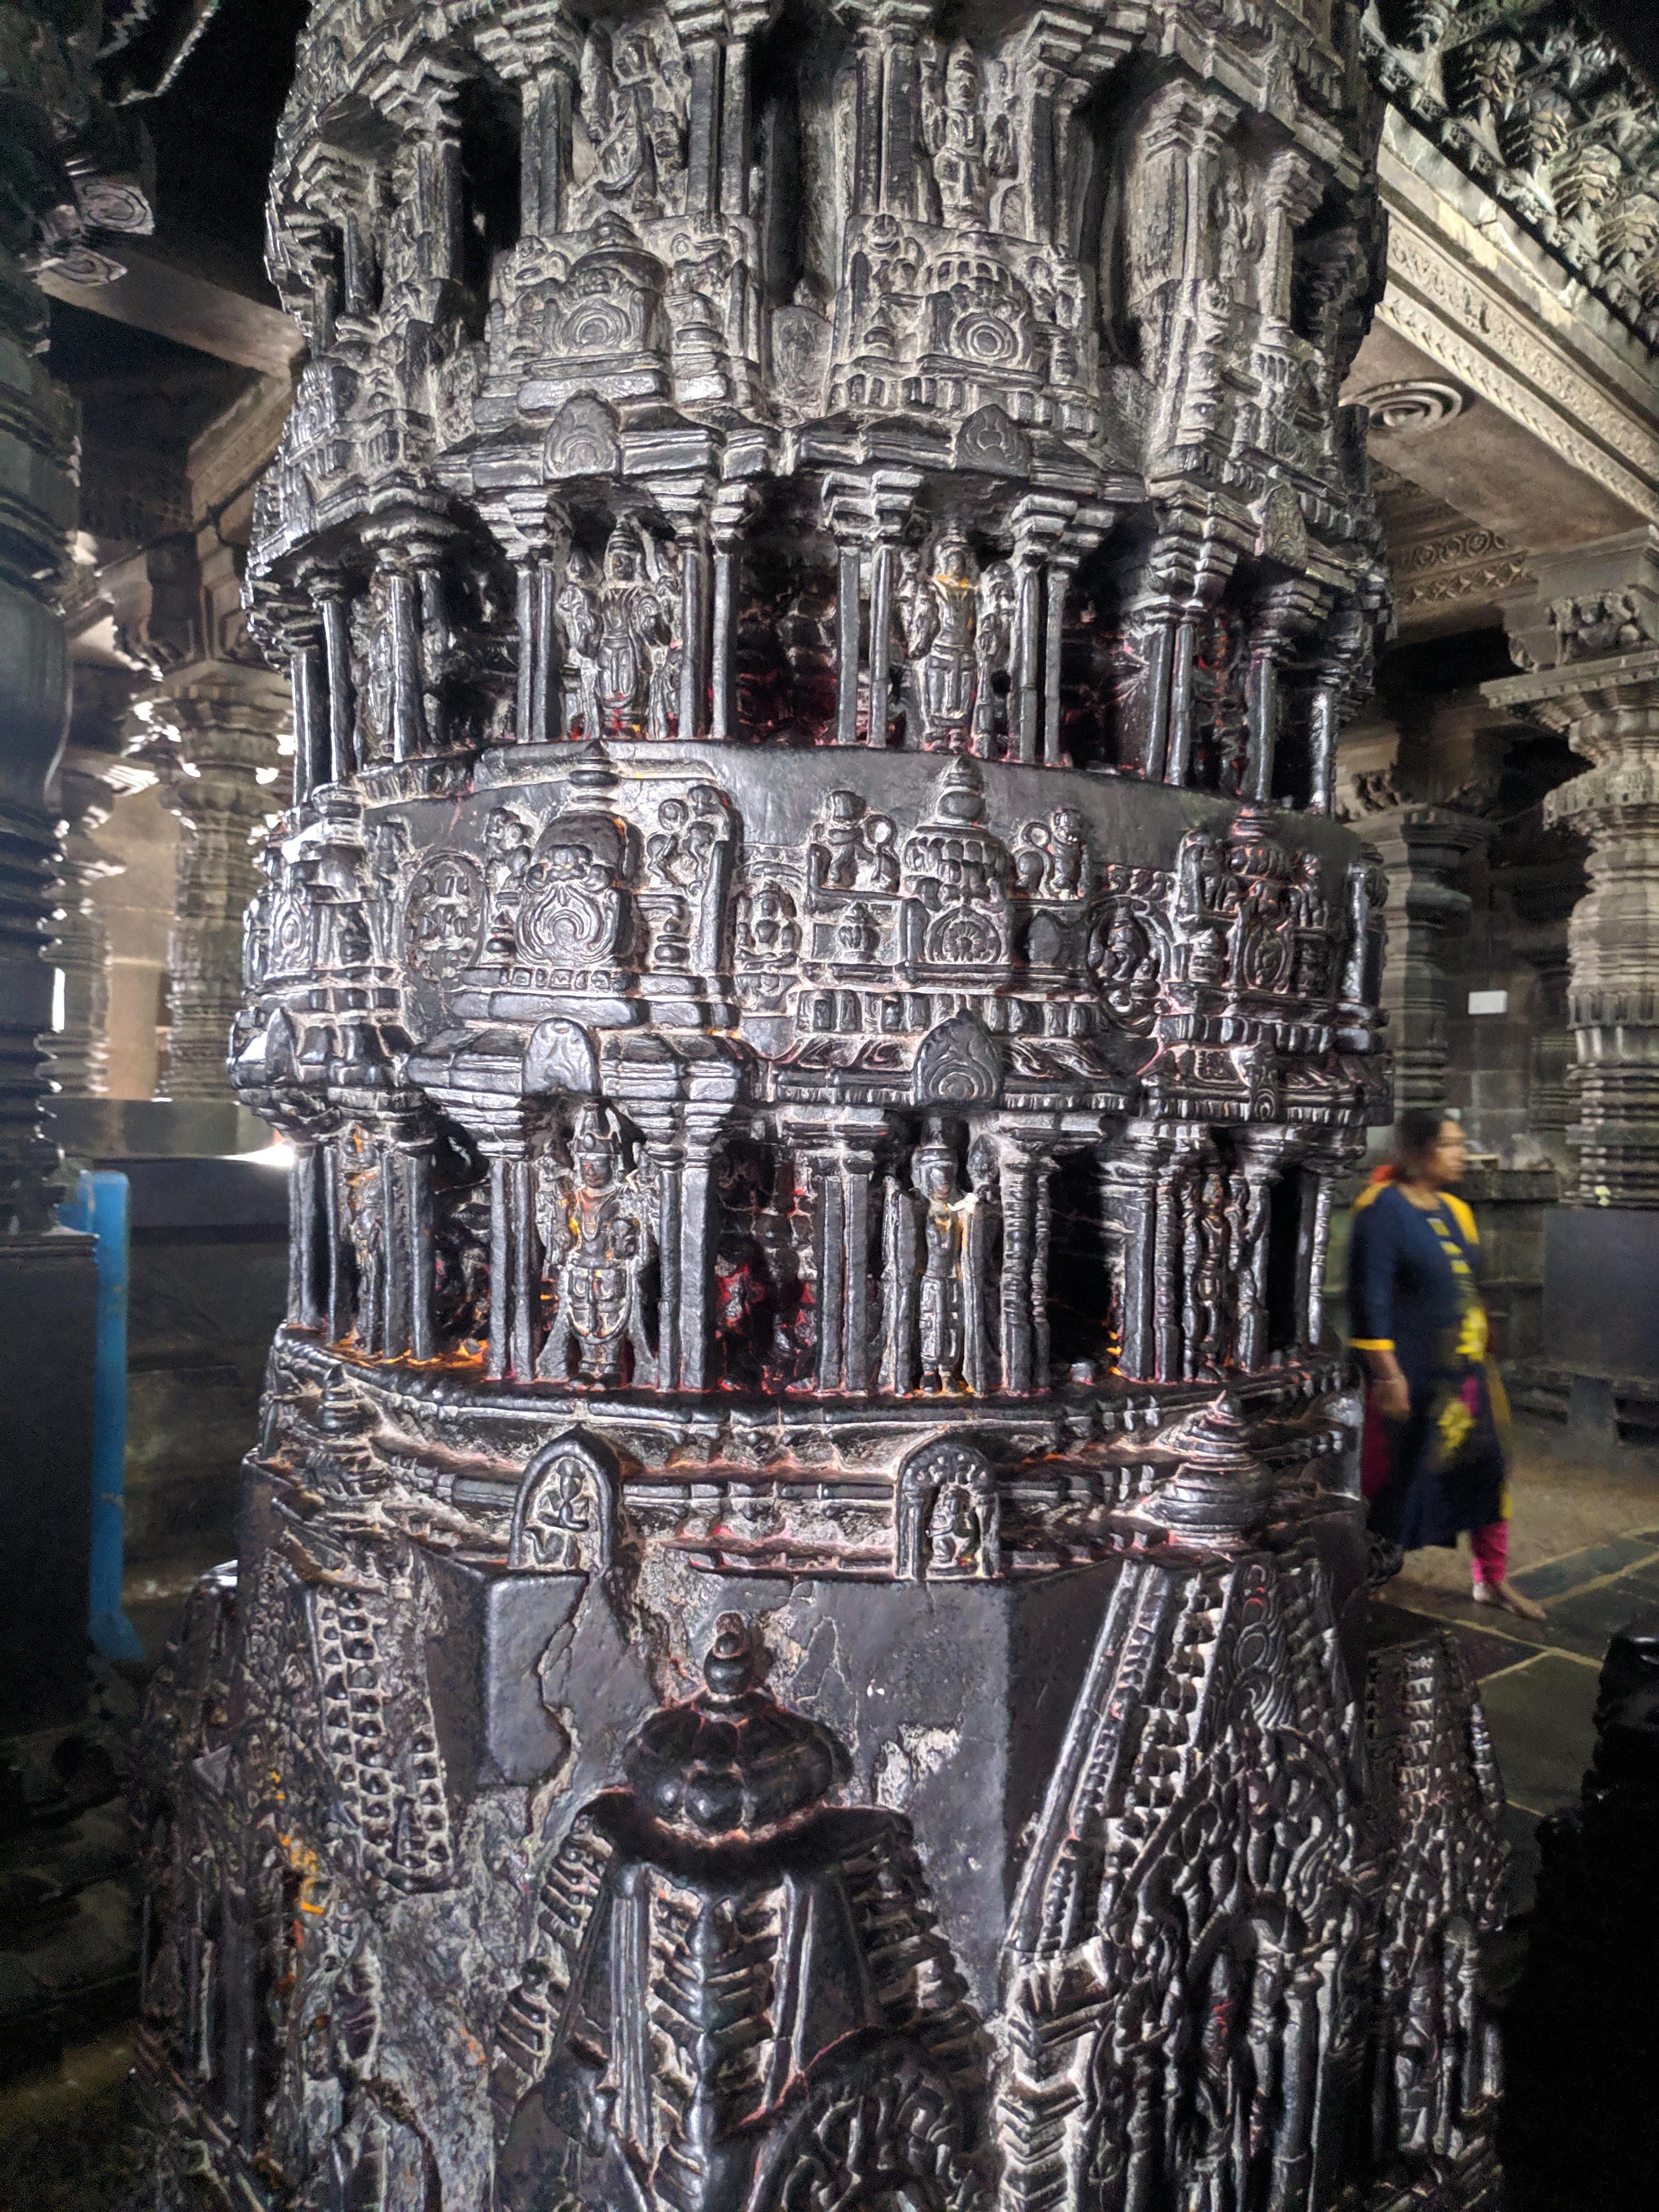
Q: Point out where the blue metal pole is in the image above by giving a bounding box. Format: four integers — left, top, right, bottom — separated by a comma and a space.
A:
59, 1169, 142, 1662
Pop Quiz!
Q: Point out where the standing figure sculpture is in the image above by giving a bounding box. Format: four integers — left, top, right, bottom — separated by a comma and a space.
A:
559, 523, 680, 740
923, 43, 1014, 225
901, 529, 982, 750
914, 1129, 991, 1396
537, 1105, 655, 1386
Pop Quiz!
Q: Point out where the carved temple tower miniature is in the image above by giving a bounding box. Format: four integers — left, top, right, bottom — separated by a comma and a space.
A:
131, 4, 1505, 2208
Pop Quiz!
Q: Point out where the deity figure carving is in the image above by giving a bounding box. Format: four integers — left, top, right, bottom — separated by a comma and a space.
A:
1175, 826, 1240, 986
536, 1106, 655, 1387
343, 1146, 386, 1350
644, 783, 733, 973
901, 529, 992, 751
1012, 806, 1088, 898
482, 804, 534, 960
508, 1439, 616, 1573
912, 1127, 992, 1396
1289, 851, 1334, 995
1092, 902, 1161, 1025
923, 43, 1016, 228
896, 1439, 1001, 1580
973, 560, 1017, 754
735, 882, 800, 967
807, 790, 900, 894
558, 523, 680, 740
573, 19, 687, 229
351, 578, 396, 760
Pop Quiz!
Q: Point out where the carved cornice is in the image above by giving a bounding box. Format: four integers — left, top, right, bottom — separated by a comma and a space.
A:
1489, 642, 1659, 732
1374, 210, 1659, 521
1394, 518, 1534, 613
1364, 1, 1659, 358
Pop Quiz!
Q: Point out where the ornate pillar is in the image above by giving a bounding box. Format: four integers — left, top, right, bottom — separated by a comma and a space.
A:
138, 669, 290, 1103
1488, 529, 1659, 1401
131, 9, 1505, 2208
0, 5, 155, 1734
1365, 803, 1489, 1121
44, 665, 154, 1101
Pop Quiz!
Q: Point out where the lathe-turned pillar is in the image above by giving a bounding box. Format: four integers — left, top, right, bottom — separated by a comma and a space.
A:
1489, 527, 1659, 1409
138, 667, 290, 1103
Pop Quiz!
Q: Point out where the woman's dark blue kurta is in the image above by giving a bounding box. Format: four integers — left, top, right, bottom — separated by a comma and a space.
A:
1348, 1182, 1506, 1551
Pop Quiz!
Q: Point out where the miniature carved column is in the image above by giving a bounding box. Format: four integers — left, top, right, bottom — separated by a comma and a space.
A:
478, 1127, 540, 1383
997, 1122, 1059, 1394
1163, 540, 1234, 791
1365, 804, 1489, 1120
1243, 583, 1318, 804
1099, 1122, 1170, 1382
284, 1119, 332, 1332
139, 669, 290, 1103
822, 471, 921, 749
708, 485, 754, 742
798, 1113, 888, 1396
306, 569, 358, 782
363, 522, 453, 764
514, 37, 579, 240
1294, 1140, 1352, 1355
274, 605, 329, 803
360, 1116, 438, 1364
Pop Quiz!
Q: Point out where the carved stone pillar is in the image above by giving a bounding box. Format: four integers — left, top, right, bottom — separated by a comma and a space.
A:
1517, 935, 1575, 1153
0, 5, 159, 1734
1366, 804, 1489, 1120
132, 9, 1504, 2207
139, 668, 290, 1103
1488, 529, 1659, 1397
44, 666, 154, 1101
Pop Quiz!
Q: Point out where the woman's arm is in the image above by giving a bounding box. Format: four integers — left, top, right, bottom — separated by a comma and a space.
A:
1349, 1195, 1410, 1417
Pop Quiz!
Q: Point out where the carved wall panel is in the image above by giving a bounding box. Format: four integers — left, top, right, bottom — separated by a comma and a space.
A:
131, 5, 1505, 2209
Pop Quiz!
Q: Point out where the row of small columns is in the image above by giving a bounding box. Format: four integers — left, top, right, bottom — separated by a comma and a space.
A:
1100, 1124, 1341, 1385
1134, 558, 1346, 813
279, 528, 455, 804
299, 0, 770, 334
822, 473, 1111, 763
282, 1105, 1341, 1395
460, 1100, 727, 1393
286, 1121, 438, 1364
272, 501, 1358, 805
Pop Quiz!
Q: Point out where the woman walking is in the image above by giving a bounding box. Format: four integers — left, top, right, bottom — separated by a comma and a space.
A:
1349, 1108, 1545, 1620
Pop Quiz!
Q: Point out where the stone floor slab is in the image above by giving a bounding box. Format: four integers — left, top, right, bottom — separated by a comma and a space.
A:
1476, 1651, 1602, 1817
1511, 1534, 1659, 1599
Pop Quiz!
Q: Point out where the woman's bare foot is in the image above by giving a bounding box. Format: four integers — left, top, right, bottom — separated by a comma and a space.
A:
1471, 1579, 1547, 1623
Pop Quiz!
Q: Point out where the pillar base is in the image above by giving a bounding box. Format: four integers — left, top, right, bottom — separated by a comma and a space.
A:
1543, 1205, 1659, 1385
0, 1232, 97, 1737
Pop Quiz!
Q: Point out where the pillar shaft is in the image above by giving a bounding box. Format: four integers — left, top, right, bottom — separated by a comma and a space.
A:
1367, 805, 1489, 1121
139, 670, 289, 1103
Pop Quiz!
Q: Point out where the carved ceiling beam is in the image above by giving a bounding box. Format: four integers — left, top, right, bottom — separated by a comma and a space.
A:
1364, 0, 1659, 358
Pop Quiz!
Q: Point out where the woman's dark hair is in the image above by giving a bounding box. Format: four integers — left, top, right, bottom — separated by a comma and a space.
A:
1393, 1108, 1457, 1169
